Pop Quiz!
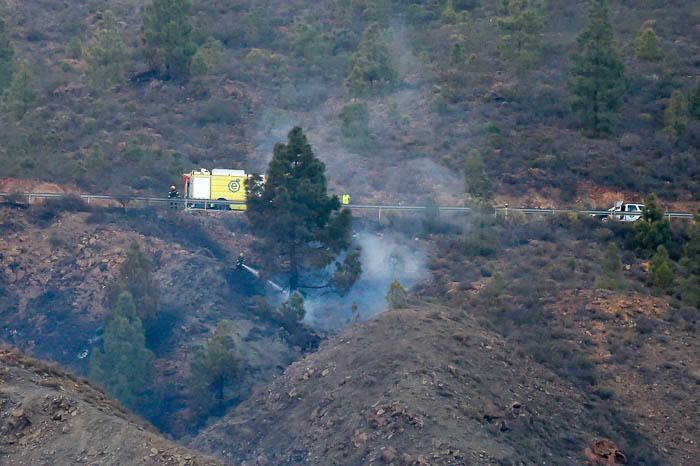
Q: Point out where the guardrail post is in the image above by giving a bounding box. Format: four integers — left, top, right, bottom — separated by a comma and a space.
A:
378, 208, 382, 221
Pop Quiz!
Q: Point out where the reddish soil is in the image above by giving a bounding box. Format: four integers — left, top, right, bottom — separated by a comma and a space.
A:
193, 304, 651, 465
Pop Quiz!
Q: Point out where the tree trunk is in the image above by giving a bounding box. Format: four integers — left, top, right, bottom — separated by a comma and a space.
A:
216, 377, 224, 416
289, 241, 299, 291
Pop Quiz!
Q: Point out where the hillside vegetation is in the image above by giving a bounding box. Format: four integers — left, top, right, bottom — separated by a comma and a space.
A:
0, 0, 698, 202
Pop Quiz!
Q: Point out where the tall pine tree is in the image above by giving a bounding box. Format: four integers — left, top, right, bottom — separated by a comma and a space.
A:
636, 22, 662, 61
386, 279, 409, 309
344, 23, 397, 99
190, 320, 239, 416
107, 242, 159, 323
0, 17, 13, 92
634, 193, 671, 257
649, 245, 674, 289
84, 12, 129, 89
90, 292, 153, 410
596, 242, 623, 290
570, 0, 627, 136
680, 210, 700, 307
464, 149, 493, 201
246, 127, 356, 291
663, 90, 688, 141
689, 83, 700, 120
141, 0, 196, 78
3, 63, 37, 120
496, 0, 545, 68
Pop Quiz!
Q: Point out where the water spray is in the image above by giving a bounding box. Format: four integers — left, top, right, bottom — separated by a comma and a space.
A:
240, 263, 289, 297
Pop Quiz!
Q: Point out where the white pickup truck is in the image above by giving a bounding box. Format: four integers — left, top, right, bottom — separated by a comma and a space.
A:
597, 201, 645, 222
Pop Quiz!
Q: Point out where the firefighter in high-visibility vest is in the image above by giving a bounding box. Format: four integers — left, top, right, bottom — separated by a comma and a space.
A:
341, 193, 351, 205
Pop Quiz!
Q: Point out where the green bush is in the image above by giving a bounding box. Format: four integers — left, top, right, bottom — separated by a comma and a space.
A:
649, 245, 674, 289
596, 243, 623, 290
636, 23, 662, 61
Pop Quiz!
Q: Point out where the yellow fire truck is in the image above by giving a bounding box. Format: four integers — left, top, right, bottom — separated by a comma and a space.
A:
183, 169, 252, 210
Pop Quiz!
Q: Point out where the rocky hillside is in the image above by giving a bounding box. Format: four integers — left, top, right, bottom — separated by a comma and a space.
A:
0, 348, 221, 465
193, 304, 658, 465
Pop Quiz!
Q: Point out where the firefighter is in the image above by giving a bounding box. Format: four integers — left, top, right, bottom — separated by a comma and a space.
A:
168, 185, 180, 209
236, 253, 246, 270
341, 193, 351, 205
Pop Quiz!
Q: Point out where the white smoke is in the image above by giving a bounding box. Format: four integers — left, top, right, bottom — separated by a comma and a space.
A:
302, 231, 428, 331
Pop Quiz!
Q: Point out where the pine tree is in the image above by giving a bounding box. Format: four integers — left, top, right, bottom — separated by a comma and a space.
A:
649, 245, 674, 289
344, 62, 370, 99
496, 0, 545, 67
339, 102, 370, 147
449, 43, 466, 67
190, 320, 239, 416
386, 279, 408, 309
365, 0, 392, 27
344, 23, 397, 99
290, 16, 322, 62
681, 210, 700, 277
90, 292, 153, 410
571, 0, 627, 135
636, 23, 662, 61
688, 83, 700, 120
84, 12, 129, 89
3, 63, 37, 120
246, 127, 354, 291
663, 90, 688, 141
679, 210, 700, 307
141, 0, 196, 78
248, 0, 273, 44
190, 38, 225, 76
330, 247, 362, 294
67, 38, 82, 59
281, 292, 306, 323
597, 242, 623, 289
0, 17, 13, 92
483, 272, 506, 304
634, 194, 671, 257
107, 242, 159, 322
441, 0, 458, 24
464, 149, 492, 201
86, 144, 106, 171
112, 290, 138, 320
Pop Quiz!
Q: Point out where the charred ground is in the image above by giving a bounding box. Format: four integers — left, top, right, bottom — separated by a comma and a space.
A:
0, 198, 315, 437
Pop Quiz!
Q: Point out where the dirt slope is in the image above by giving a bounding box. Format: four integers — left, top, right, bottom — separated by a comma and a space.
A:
0, 348, 221, 466
193, 304, 649, 466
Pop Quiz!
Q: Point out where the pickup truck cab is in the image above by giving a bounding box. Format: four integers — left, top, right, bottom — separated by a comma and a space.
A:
607, 201, 645, 222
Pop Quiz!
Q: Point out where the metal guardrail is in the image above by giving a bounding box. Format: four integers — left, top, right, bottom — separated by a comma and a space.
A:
0, 192, 695, 219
